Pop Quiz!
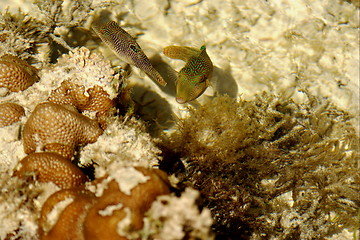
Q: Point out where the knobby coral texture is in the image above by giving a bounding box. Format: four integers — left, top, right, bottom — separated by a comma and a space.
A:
0, 0, 359, 240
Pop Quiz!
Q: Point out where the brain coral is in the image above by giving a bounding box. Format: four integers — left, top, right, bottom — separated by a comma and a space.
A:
22, 102, 103, 159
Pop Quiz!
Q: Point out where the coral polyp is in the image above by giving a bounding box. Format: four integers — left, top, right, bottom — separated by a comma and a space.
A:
48, 80, 115, 129
38, 167, 172, 240
83, 167, 171, 239
38, 188, 96, 240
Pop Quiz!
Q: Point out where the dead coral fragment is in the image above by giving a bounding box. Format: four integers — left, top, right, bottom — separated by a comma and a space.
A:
0, 102, 24, 127
22, 102, 103, 159
0, 10, 47, 60
0, 54, 38, 92
161, 93, 360, 239
14, 152, 89, 189
84, 167, 171, 240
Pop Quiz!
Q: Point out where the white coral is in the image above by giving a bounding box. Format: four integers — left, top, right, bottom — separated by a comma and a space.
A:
80, 117, 161, 177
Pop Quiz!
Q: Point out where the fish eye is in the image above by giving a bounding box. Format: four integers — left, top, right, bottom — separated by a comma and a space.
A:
199, 75, 207, 83
130, 44, 140, 53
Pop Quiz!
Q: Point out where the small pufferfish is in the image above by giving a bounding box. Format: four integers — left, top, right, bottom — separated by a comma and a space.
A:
163, 45, 213, 104
92, 21, 167, 86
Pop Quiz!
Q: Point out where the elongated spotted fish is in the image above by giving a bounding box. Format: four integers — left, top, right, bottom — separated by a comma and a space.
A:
92, 21, 166, 86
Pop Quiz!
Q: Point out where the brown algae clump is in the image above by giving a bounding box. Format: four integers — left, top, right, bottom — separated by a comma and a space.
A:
160, 93, 359, 239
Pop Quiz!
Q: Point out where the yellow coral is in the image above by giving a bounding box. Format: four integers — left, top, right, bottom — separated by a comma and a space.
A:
83, 167, 171, 239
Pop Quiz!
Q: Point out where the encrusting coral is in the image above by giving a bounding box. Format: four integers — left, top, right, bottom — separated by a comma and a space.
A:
160, 93, 359, 239
22, 102, 103, 160
0, 102, 25, 127
13, 152, 89, 189
0, 54, 39, 93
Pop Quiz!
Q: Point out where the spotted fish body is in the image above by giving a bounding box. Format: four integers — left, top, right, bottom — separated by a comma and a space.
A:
92, 21, 166, 86
164, 45, 213, 103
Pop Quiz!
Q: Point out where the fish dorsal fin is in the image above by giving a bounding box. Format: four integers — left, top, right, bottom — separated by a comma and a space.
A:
163, 46, 200, 62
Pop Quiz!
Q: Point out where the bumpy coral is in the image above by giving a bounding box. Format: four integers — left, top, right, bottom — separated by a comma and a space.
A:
48, 81, 114, 114
0, 102, 25, 127
0, 54, 39, 93
22, 102, 103, 159
14, 152, 89, 189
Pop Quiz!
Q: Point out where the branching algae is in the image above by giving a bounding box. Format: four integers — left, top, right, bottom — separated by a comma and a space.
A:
160, 92, 359, 239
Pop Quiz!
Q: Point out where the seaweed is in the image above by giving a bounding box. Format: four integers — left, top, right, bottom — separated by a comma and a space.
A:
159, 92, 359, 239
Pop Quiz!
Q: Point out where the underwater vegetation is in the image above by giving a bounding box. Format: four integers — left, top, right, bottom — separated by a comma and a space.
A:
160, 93, 360, 239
